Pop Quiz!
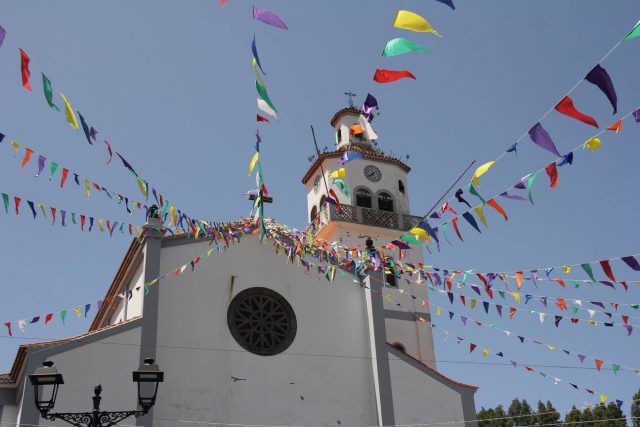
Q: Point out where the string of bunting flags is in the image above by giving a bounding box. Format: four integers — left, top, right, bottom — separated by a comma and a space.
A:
1, 219, 258, 337
0, 23, 204, 229
383, 107, 640, 256
454, 19, 640, 198
1, 133, 148, 216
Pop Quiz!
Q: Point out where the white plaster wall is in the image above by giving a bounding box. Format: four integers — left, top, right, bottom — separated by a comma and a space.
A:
306, 156, 410, 222
110, 260, 144, 325
153, 237, 379, 427
31, 327, 142, 426
0, 404, 16, 426
388, 350, 471, 426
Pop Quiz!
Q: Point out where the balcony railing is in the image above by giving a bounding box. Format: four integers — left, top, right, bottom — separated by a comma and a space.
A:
315, 203, 423, 231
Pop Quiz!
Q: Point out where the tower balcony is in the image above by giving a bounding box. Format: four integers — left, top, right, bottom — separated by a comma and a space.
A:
314, 203, 423, 232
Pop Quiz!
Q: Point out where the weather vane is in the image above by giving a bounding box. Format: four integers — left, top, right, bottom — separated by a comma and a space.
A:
344, 91, 357, 108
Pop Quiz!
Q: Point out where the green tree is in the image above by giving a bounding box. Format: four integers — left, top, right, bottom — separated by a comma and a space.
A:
534, 400, 560, 426
581, 406, 595, 427
593, 403, 607, 423
604, 401, 626, 426
508, 398, 534, 426
632, 388, 640, 427
564, 406, 582, 425
477, 405, 510, 427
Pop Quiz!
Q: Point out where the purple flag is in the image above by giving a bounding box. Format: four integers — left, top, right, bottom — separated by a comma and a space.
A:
585, 64, 617, 114
577, 354, 586, 363
634, 108, 640, 123
253, 6, 288, 30
362, 93, 379, 118
0, 25, 5, 47
499, 191, 527, 201
528, 123, 562, 157
621, 255, 640, 271
36, 155, 46, 177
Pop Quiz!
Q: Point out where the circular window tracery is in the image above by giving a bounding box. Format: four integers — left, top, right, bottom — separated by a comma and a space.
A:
227, 287, 297, 356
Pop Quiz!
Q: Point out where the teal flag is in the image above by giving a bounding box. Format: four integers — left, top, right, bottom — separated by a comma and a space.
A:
468, 183, 486, 204
60, 310, 67, 324
526, 174, 537, 204
623, 20, 640, 42
41, 73, 60, 111
2, 193, 8, 213
49, 162, 58, 181
580, 263, 596, 282
383, 37, 428, 57
256, 79, 277, 112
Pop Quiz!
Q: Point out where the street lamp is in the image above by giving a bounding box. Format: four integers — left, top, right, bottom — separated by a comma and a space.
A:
29, 358, 164, 427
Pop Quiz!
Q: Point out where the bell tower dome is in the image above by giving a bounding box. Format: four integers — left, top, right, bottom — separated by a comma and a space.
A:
301, 101, 436, 367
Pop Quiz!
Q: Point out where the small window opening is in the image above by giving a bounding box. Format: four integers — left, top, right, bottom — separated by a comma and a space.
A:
310, 206, 318, 223
398, 180, 405, 194
385, 273, 397, 287
378, 192, 394, 212
355, 189, 373, 209
337, 128, 342, 144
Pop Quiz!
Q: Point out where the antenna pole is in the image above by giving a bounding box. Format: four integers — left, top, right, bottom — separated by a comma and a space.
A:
421, 160, 476, 220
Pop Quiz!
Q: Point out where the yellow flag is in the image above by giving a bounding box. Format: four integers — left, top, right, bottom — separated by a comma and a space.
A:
583, 137, 602, 152
136, 177, 148, 199
474, 205, 488, 228
600, 394, 607, 403
435, 306, 441, 316
562, 265, 572, 274
547, 345, 556, 351
10, 140, 20, 157
74, 307, 81, 318
84, 179, 91, 199
60, 93, 79, 130
482, 349, 489, 357
135, 225, 142, 237
393, 10, 441, 36
470, 299, 477, 310
248, 151, 259, 175
252, 58, 264, 86
98, 219, 104, 232
169, 204, 176, 225
471, 161, 495, 187
512, 293, 521, 304
410, 227, 429, 240
329, 168, 346, 179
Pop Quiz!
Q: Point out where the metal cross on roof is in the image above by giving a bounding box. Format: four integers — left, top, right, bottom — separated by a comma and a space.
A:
344, 91, 357, 108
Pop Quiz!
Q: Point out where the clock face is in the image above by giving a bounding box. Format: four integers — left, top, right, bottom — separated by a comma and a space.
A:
364, 165, 382, 182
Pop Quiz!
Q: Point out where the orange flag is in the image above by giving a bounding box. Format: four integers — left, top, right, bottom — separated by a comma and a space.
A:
515, 272, 523, 289
606, 120, 622, 133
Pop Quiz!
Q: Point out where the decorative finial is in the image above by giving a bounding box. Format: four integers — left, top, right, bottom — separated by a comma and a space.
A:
344, 91, 357, 108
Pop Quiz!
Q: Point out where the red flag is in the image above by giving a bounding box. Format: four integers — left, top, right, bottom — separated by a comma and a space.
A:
469, 343, 477, 353
257, 114, 269, 122
599, 260, 616, 282
551, 278, 566, 288
19, 49, 32, 91
622, 315, 629, 325
451, 217, 463, 241
606, 120, 622, 133
45, 313, 54, 324
50, 207, 57, 225
459, 295, 466, 306
594, 359, 603, 371
373, 68, 416, 84
544, 162, 558, 188
80, 214, 86, 230
61, 168, 69, 188
14, 197, 21, 214
487, 198, 508, 221
554, 96, 598, 128
104, 140, 113, 164
3, 322, 12, 337
509, 307, 517, 319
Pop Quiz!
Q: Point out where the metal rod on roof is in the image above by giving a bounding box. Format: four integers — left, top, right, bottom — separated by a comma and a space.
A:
421, 160, 476, 220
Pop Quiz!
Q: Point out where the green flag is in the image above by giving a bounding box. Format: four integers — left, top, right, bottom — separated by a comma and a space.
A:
2, 193, 8, 213
382, 37, 428, 57
41, 73, 60, 111
49, 162, 58, 181
256, 79, 277, 112
623, 20, 640, 42
580, 263, 596, 282
526, 174, 537, 204
468, 183, 486, 204
611, 364, 621, 374
60, 310, 67, 324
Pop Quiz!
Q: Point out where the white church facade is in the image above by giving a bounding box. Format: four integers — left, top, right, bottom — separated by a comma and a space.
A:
0, 106, 478, 427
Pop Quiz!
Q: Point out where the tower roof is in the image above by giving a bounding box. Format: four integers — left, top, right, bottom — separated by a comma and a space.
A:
301, 145, 410, 184
330, 107, 363, 127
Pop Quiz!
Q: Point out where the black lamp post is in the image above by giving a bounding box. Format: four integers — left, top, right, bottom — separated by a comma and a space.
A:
29, 358, 164, 427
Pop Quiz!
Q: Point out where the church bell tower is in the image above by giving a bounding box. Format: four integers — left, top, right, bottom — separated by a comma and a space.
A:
301, 100, 437, 367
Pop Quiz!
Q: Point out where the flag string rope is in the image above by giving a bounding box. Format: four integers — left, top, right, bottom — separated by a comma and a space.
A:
2, 134, 148, 216
430, 18, 638, 210
0, 24, 202, 228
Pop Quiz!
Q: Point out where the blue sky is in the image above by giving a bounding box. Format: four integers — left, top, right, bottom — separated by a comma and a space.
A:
0, 0, 639, 421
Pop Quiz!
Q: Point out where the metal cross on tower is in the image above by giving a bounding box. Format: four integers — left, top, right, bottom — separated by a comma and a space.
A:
344, 91, 357, 108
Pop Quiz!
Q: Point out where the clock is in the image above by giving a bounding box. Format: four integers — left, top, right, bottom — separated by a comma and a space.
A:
364, 165, 382, 182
